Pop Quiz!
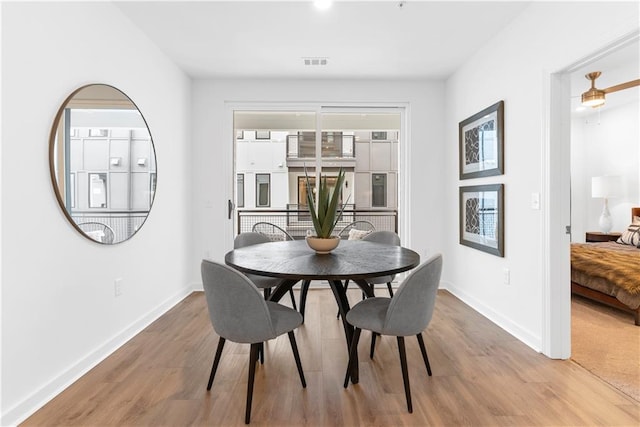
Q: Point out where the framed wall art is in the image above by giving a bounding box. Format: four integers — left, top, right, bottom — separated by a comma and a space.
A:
459, 100, 504, 179
459, 184, 504, 257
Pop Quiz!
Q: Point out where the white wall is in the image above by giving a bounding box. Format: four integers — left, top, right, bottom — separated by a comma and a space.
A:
444, 2, 639, 351
1, 2, 192, 424
236, 139, 288, 208
191, 79, 445, 282
571, 100, 640, 241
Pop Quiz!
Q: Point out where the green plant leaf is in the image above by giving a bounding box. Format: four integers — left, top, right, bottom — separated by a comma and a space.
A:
304, 166, 347, 238
304, 166, 321, 234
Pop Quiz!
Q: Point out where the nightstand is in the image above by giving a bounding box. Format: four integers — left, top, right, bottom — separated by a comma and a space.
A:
585, 231, 621, 243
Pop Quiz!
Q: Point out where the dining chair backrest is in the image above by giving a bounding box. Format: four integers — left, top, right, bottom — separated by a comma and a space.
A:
338, 220, 376, 240
234, 232, 271, 249
201, 260, 276, 343
361, 230, 400, 246
77, 221, 115, 244
252, 222, 294, 241
361, 231, 401, 285
383, 254, 442, 337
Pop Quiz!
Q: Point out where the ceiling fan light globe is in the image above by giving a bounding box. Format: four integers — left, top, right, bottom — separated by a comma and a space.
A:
581, 88, 605, 107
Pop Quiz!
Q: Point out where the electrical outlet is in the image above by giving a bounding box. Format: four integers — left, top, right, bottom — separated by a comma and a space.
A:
114, 278, 123, 297
503, 268, 510, 285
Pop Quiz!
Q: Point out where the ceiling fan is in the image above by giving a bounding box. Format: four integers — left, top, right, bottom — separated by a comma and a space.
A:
581, 71, 640, 107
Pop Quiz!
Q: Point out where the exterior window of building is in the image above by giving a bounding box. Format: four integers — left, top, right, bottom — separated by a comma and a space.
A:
297, 175, 342, 207
237, 173, 245, 208
371, 131, 388, 141
89, 173, 107, 208
297, 132, 344, 158
256, 173, 270, 207
70, 173, 76, 208
150, 173, 157, 206
372, 173, 387, 207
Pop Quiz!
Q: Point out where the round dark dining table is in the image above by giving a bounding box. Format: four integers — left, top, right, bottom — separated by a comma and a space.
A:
225, 239, 420, 384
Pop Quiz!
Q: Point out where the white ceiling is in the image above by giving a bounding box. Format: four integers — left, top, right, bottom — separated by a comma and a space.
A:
115, 0, 638, 115
115, 0, 531, 80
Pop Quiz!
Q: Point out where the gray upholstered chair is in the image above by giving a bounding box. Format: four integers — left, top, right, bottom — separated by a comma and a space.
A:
77, 221, 115, 244
201, 260, 306, 424
343, 254, 442, 414
337, 230, 399, 319
234, 232, 297, 310
251, 222, 294, 241
362, 230, 401, 296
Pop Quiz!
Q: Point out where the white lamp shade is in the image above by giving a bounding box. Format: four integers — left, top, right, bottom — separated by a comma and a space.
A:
591, 175, 623, 198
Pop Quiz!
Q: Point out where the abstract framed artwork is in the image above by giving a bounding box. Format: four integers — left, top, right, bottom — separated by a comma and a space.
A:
459, 184, 504, 257
459, 100, 504, 179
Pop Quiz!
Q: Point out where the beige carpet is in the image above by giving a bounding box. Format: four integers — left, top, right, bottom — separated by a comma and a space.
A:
572, 295, 640, 402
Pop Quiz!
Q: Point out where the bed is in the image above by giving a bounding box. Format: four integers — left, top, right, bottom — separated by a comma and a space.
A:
571, 207, 640, 326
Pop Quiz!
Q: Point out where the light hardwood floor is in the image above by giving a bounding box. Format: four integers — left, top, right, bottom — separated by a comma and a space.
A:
23, 289, 640, 426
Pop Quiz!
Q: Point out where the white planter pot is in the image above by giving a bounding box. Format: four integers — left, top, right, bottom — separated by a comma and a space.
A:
305, 236, 340, 254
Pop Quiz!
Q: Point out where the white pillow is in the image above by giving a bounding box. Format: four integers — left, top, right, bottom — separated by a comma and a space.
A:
263, 232, 285, 242
348, 228, 372, 240
617, 223, 640, 246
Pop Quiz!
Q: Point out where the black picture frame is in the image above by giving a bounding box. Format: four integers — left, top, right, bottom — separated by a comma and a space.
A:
459, 100, 504, 179
459, 184, 504, 257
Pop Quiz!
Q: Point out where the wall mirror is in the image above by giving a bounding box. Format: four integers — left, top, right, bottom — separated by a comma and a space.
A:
49, 84, 157, 244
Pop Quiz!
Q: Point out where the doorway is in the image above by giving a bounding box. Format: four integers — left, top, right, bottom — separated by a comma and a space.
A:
544, 32, 640, 398
566, 36, 640, 400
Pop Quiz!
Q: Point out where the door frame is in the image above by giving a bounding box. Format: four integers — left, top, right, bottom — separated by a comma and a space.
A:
543, 30, 639, 358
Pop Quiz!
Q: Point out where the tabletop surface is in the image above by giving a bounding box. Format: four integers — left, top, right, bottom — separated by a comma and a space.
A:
225, 239, 421, 280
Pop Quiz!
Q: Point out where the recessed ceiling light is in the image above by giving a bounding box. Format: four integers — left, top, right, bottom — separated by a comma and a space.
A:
314, 0, 332, 10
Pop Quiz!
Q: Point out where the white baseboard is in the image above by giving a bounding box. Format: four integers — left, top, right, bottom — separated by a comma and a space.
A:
2, 286, 194, 427
441, 280, 542, 352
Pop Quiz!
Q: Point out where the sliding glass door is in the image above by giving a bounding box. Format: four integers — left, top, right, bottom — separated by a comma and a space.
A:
232, 106, 402, 240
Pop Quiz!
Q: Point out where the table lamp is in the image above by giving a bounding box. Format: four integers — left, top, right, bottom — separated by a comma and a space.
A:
591, 175, 623, 234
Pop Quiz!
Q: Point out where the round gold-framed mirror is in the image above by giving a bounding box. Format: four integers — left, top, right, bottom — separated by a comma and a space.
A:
49, 84, 157, 244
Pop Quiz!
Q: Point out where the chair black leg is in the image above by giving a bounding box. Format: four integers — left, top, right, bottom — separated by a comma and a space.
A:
397, 336, 413, 413
259, 342, 264, 365
370, 332, 377, 359
416, 333, 432, 376
289, 289, 297, 311
386, 282, 394, 297
263, 288, 271, 299
245, 343, 260, 424
344, 327, 362, 388
207, 337, 226, 390
299, 280, 311, 322
288, 331, 307, 388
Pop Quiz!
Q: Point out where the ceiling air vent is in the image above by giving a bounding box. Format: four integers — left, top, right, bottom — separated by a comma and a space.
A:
303, 57, 328, 66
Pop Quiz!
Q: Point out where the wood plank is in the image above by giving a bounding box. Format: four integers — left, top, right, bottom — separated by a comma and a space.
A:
22, 290, 640, 426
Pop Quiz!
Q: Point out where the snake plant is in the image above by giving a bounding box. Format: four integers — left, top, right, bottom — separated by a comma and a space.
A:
304, 167, 347, 238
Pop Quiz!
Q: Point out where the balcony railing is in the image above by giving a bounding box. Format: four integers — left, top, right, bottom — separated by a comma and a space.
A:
237, 207, 397, 239
71, 211, 149, 243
